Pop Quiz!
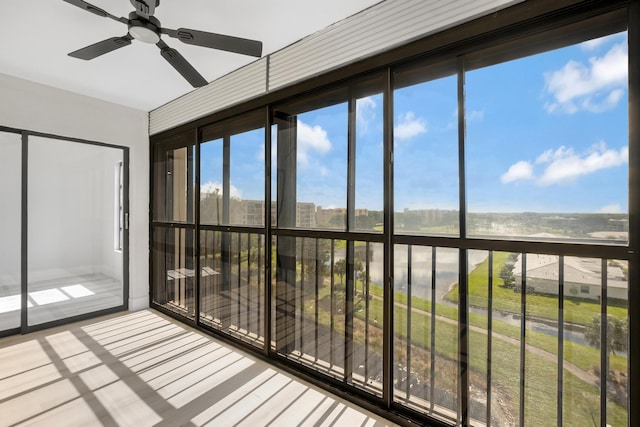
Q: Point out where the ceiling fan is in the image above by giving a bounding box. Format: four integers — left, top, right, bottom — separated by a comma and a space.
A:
63, 0, 263, 87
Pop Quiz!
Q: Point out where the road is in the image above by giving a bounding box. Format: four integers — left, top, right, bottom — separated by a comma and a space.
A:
368, 293, 599, 386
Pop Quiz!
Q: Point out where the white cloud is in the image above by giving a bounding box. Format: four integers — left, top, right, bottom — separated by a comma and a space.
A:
201, 181, 242, 199
297, 120, 332, 167
598, 204, 622, 214
356, 96, 377, 132
536, 142, 628, 186
394, 112, 427, 141
501, 161, 534, 183
467, 109, 484, 122
256, 142, 265, 161
582, 88, 625, 113
544, 42, 627, 114
580, 33, 622, 51
503, 142, 627, 186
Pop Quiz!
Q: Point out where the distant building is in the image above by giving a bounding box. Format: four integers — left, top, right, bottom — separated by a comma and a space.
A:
316, 206, 344, 226
316, 206, 369, 227
230, 199, 264, 225
513, 254, 627, 302
296, 202, 316, 228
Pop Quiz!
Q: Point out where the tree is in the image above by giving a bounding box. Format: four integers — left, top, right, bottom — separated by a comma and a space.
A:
499, 252, 518, 288
302, 239, 331, 283
499, 264, 515, 287
335, 258, 347, 287
584, 314, 628, 374
354, 259, 364, 295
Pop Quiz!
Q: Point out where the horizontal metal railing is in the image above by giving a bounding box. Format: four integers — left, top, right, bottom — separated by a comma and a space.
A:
152, 223, 630, 426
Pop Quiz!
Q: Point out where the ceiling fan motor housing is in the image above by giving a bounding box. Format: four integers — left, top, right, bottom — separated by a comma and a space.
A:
128, 12, 161, 44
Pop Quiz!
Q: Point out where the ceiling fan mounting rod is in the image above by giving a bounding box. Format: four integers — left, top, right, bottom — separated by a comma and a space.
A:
130, 0, 159, 19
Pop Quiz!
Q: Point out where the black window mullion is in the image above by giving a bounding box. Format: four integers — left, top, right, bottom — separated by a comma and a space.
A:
220, 136, 231, 329
315, 238, 320, 361
628, 4, 640, 426
406, 244, 412, 401
600, 259, 608, 427
487, 250, 494, 427
365, 241, 371, 383
519, 253, 527, 427
347, 95, 356, 230
430, 246, 437, 412
247, 233, 252, 333
300, 237, 305, 351
195, 134, 201, 327
263, 109, 272, 355
345, 240, 355, 383
330, 239, 336, 367
345, 94, 357, 385
557, 256, 565, 427
237, 233, 242, 328
382, 66, 394, 408
21, 131, 28, 333
457, 55, 470, 426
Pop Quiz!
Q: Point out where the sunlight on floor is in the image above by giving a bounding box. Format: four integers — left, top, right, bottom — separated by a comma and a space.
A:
0, 283, 99, 314
0, 310, 396, 427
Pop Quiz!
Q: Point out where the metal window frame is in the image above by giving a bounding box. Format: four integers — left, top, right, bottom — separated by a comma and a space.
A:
148, 2, 638, 426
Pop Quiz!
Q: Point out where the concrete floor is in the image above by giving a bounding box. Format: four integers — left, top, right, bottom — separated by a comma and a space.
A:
0, 309, 397, 427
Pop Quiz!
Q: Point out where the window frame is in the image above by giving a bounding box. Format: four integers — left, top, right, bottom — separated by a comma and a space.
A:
149, 2, 638, 426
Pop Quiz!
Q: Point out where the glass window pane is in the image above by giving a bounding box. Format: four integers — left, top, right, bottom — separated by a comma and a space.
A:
296, 103, 348, 229
355, 93, 384, 232
490, 251, 522, 425
466, 249, 490, 426
230, 128, 265, 226
606, 259, 628, 426
393, 245, 458, 424
199, 231, 264, 348
0, 132, 21, 331
153, 140, 195, 223
276, 102, 348, 230
352, 241, 384, 395
28, 137, 124, 326
270, 124, 277, 227
466, 32, 629, 243
200, 138, 223, 225
524, 253, 559, 426
152, 226, 195, 319
393, 74, 459, 236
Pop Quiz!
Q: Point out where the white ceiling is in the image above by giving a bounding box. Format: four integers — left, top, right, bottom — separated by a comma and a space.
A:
0, 0, 381, 112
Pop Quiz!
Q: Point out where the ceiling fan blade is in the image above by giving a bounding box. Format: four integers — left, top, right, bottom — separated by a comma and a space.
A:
62, 0, 128, 24
157, 40, 207, 88
163, 28, 262, 57
63, 0, 107, 17
68, 35, 133, 60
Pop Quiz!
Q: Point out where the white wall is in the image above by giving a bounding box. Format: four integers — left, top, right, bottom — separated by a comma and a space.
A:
0, 72, 149, 311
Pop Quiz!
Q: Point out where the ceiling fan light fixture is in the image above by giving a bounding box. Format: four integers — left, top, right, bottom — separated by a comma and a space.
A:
128, 13, 161, 44
129, 25, 160, 43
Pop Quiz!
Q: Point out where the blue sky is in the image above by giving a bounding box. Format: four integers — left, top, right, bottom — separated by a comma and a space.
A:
201, 31, 629, 215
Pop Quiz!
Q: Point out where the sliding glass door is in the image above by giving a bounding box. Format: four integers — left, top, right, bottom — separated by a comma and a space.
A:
0, 129, 128, 334
27, 136, 127, 327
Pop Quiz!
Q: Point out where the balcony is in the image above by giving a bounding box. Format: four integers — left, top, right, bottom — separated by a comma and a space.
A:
151, 229, 629, 426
